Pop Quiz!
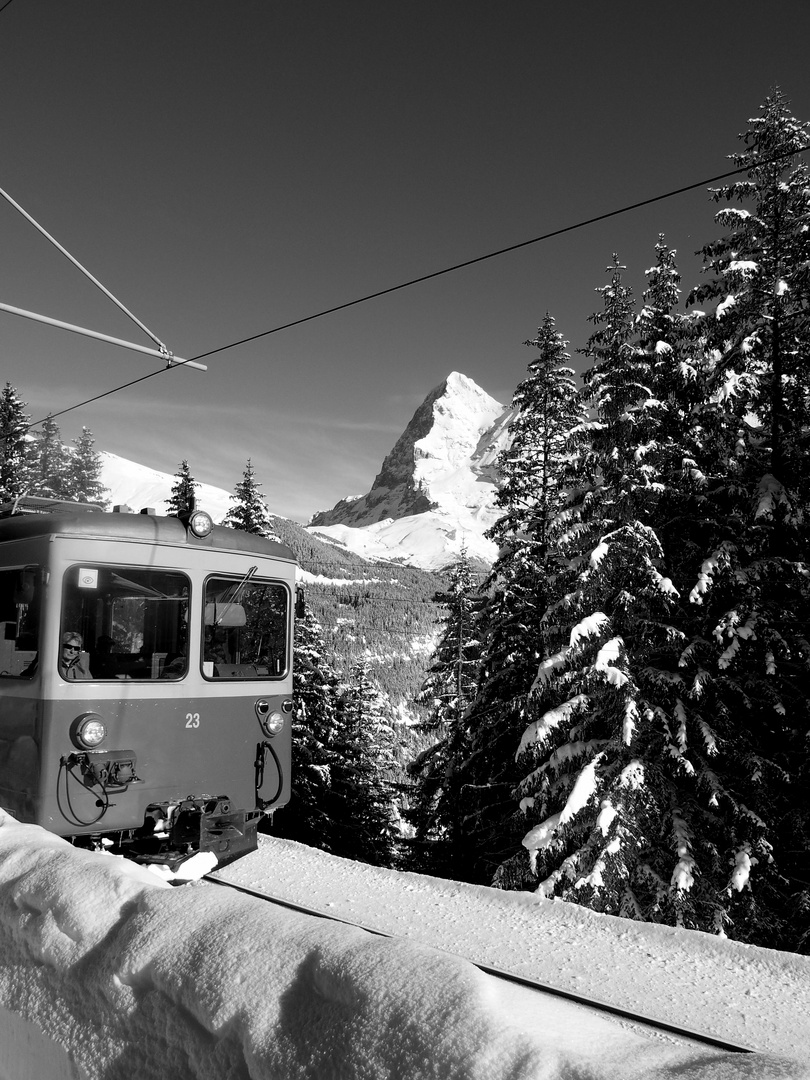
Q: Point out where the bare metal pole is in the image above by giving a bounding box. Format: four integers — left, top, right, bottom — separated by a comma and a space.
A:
0, 301, 207, 370
0, 184, 171, 355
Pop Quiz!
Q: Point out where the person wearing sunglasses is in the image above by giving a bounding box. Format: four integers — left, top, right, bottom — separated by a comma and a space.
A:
59, 632, 91, 680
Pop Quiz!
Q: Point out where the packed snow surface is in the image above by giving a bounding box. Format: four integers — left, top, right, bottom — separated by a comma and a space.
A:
1, 814, 808, 1080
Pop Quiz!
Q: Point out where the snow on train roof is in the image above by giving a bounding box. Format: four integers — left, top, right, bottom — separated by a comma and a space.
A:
0, 506, 296, 563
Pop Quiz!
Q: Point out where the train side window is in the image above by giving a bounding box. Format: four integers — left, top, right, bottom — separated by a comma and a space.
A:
61, 565, 190, 681
202, 575, 289, 679
0, 566, 41, 678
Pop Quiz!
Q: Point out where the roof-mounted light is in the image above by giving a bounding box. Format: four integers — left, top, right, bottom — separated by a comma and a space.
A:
187, 509, 213, 538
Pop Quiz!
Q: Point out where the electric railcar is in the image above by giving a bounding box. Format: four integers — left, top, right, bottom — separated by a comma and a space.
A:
0, 497, 296, 872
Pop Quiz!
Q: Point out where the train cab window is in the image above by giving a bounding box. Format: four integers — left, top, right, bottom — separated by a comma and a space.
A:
202, 575, 288, 679
0, 566, 41, 678
61, 565, 190, 681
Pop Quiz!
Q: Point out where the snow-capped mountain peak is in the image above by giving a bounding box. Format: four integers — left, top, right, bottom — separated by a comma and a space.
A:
308, 373, 511, 570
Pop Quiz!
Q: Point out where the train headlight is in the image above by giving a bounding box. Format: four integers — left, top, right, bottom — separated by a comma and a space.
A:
255, 700, 285, 737
188, 510, 213, 538
264, 711, 284, 736
70, 713, 107, 749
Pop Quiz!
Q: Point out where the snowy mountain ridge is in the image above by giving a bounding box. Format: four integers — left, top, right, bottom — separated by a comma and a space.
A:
99, 451, 234, 524
308, 372, 511, 570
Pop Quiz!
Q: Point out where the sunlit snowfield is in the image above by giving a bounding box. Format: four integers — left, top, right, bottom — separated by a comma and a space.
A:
1, 813, 808, 1079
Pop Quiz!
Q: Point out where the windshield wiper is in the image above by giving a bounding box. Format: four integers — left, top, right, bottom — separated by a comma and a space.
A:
215, 566, 257, 625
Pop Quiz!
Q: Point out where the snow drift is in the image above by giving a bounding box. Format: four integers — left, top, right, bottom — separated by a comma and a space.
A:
2, 811, 809, 1079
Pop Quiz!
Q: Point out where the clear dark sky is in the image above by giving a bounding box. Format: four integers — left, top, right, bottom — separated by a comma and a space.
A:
2, 1, 809, 521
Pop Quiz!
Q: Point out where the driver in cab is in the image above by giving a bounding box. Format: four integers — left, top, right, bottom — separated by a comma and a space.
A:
59, 632, 91, 680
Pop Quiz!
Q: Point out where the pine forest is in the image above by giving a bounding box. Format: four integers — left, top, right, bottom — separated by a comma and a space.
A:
405, 91, 810, 953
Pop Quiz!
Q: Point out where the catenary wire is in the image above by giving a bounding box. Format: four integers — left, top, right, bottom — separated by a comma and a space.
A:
17, 147, 809, 435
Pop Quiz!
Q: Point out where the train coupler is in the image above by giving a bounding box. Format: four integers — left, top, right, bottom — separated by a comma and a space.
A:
171, 796, 259, 868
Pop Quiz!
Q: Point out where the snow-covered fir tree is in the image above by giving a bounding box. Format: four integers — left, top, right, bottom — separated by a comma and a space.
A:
0, 383, 35, 503
407, 549, 483, 876
493, 212, 810, 948
165, 460, 200, 516
275, 596, 343, 851
456, 315, 586, 883
224, 459, 280, 539
65, 427, 109, 507
494, 254, 724, 925
34, 415, 71, 499
677, 90, 810, 946
327, 659, 398, 867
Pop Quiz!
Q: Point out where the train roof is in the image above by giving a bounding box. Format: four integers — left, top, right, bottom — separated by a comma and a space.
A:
0, 502, 297, 563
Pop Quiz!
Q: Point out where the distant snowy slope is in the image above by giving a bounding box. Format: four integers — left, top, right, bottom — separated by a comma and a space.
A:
310, 512, 494, 572
309, 372, 511, 570
100, 451, 233, 523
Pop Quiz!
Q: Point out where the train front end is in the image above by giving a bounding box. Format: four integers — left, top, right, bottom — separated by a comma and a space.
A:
0, 501, 296, 872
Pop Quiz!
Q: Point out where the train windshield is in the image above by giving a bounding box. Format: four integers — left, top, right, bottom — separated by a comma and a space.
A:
0, 566, 41, 678
61, 565, 190, 681
202, 575, 288, 679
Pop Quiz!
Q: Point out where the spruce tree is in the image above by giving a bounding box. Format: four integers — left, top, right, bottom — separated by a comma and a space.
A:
408, 550, 482, 876
496, 223, 810, 948
224, 459, 280, 539
495, 255, 718, 925
34, 415, 71, 499
327, 659, 398, 867
274, 597, 342, 850
65, 427, 109, 507
678, 90, 810, 946
457, 315, 586, 884
165, 460, 200, 516
0, 383, 35, 503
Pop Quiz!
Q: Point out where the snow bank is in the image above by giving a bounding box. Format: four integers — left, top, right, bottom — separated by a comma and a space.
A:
1, 813, 807, 1079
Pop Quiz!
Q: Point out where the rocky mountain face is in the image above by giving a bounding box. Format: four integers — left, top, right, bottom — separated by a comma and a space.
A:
308, 372, 511, 570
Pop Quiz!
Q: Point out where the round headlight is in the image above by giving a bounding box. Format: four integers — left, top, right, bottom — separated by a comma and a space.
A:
264, 711, 285, 737
71, 713, 107, 749
188, 510, 213, 538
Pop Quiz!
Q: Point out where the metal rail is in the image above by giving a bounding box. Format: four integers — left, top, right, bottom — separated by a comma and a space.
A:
203, 874, 755, 1056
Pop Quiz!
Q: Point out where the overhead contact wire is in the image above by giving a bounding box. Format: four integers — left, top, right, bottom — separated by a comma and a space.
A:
16, 147, 810, 430
187, 153, 806, 363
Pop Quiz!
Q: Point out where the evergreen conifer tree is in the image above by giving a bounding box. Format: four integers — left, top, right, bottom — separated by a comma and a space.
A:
224, 459, 280, 539
495, 255, 719, 926
676, 90, 810, 945
275, 597, 343, 850
497, 224, 810, 947
34, 415, 71, 499
65, 427, 109, 507
456, 315, 586, 884
327, 660, 398, 866
408, 549, 482, 875
165, 460, 200, 515
0, 383, 35, 503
